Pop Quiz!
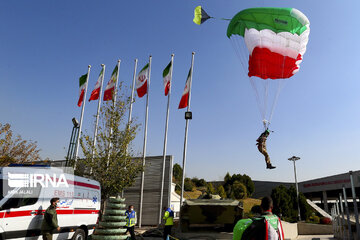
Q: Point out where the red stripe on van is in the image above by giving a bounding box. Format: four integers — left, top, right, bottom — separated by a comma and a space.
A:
3, 209, 99, 218
67, 180, 100, 190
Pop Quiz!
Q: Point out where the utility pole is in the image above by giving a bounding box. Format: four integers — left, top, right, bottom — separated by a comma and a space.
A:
288, 155, 301, 221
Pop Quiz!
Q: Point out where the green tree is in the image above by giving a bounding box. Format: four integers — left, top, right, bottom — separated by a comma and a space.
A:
78, 83, 143, 201
173, 164, 183, 182
242, 174, 255, 197
0, 123, 41, 166
271, 185, 312, 222
217, 185, 226, 199
206, 183, 215, 194
184, 178, 195, 191
198, 178, 207, 187
232, 181, 247, 199
173, 163, 183, 191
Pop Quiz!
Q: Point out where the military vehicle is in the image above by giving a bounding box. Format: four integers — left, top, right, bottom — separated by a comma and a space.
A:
180, 199, 243, 231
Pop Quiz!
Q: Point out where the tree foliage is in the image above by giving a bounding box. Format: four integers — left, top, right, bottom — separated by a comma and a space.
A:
271, 185, 312, 222
217, 185, 227, 199
0, 123, 41, 166
206, 182, 215, 194
76, 83, 143, 200
191, 177, 207, 187
184, 177, 195, 191
232, 181, 247, 199
223, 172, 254, 199
173, 163, 183, 191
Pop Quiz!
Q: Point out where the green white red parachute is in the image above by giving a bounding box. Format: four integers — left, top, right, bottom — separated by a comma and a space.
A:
193, 6, 310, 128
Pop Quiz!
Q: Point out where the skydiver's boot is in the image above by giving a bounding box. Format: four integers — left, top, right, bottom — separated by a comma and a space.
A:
266, 163, 276, 169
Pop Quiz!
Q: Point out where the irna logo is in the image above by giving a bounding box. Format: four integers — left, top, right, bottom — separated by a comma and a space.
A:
8, 172, 69, 188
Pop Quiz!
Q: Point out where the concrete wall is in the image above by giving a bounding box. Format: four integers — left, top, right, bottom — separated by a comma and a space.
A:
282, 221, 298, 240
297, 222, 333, 235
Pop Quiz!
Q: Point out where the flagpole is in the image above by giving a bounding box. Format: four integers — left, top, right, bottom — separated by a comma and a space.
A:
107, 60, 121, 166
127, 59, 138, 136
74, 65, 91, 170
159, 54, 174, 224
139, 55, 152, 228
180, 52, 195, 207
90, 64, 105, 173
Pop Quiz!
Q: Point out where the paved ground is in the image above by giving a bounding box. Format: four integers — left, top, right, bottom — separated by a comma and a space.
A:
296, 235, 335, 240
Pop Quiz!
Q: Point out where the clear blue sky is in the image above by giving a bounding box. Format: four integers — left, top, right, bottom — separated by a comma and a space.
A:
1, 0, 359, 183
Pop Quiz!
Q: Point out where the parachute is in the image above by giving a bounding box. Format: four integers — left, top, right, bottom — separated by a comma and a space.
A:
193, 6, 211, 25
227, 8, 310, 128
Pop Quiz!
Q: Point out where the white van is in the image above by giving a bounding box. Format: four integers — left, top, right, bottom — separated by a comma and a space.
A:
0, 167, 101, 240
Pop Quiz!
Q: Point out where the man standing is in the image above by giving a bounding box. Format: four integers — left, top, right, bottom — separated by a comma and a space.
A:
125, 205, 137, 240
41, 198, 60, 240
163, 207, 174, 240
233, 196, 284, 239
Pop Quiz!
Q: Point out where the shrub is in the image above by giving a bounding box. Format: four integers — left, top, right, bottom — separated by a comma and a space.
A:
320, 217, 332, 225
184, 178, 195, 191
232, 181, 247, 199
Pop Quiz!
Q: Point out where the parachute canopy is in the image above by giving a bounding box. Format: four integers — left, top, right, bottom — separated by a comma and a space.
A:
227, 8, 310, 79
193, 6, 211, 25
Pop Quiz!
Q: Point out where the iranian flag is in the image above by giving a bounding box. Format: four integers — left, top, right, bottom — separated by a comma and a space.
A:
77, 74, 87, 107
136, 63, 149, 98
178, 69, 191, 109
103, 65, 118, 101
163, 61, 172, 96
89, 68, 104, 102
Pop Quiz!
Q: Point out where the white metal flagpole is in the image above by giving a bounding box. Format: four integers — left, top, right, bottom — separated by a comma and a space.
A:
90, 64, 105, 174
92, 64, 106, 158
107, 60, 121, 167
139, 55, 152, 228
180, 52, 195, 207
74, 65, 91, 170
159, 54, 174, 224
127, 59, 138, 134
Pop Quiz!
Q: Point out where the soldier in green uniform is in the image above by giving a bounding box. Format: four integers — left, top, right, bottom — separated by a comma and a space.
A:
41, 198, 60, 240
256, 129, 276, 169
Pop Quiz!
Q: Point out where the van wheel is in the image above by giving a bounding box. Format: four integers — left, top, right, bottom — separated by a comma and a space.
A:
72, 228, 86, 240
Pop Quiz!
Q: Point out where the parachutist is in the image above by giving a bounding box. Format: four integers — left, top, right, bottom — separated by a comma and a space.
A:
256, 129, 276, 169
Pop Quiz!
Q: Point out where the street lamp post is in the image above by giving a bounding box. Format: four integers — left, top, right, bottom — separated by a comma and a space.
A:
288, 155, 301, 221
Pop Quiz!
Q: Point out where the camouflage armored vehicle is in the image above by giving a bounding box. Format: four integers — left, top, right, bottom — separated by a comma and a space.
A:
180, 199, 243, 231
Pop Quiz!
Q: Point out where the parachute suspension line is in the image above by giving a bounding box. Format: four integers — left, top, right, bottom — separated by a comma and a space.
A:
249, 77, 265, 121
263, 79, 269, 127
230, 37, 247, 74
268, 79, 286, 124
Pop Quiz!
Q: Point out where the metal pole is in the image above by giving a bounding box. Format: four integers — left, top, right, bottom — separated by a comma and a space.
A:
127, 59, 138, 133
71, 127, 79, 161
90, 65, 105, 174
293, 160, 301, 221
336, 199, 343, 239
139, 56, 152, 228
288, 156, 301, 221
74, 65, 91, 170
350, 171, 360, 239
340, 194, 347, 239
66, 126, 76, 164
92, 64, 106, 158
107, 60, 121, 166
159, 54, 174, 224
343, 186, 353, 239
180, 52, 195, 207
